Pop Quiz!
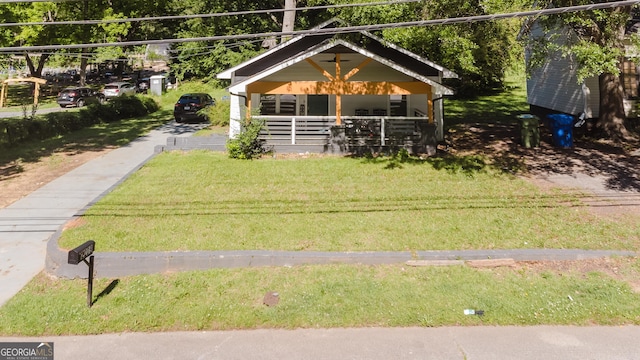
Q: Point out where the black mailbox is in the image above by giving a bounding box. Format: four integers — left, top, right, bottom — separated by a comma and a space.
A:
67, 240, 96, 307
68, 240, 95, 265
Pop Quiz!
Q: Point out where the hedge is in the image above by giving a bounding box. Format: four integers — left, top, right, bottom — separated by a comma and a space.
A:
0, 96, 160, 148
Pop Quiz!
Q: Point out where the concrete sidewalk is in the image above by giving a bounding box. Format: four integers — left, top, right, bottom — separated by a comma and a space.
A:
0, 122, 213, 306
3, 326, 640, 360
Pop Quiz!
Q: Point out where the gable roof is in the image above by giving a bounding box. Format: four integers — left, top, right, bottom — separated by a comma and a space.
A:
228, 38, 455, 95
218, 18, 457, 95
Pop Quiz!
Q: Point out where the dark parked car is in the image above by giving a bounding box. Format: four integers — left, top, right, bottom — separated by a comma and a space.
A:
173, 93, 215, 123
56, 87, 104, 108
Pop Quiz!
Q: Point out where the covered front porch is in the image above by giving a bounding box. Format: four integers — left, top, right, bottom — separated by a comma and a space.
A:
258, 115, 437, 155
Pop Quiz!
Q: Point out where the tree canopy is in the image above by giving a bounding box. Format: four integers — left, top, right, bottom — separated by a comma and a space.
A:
0, 0, 528, 93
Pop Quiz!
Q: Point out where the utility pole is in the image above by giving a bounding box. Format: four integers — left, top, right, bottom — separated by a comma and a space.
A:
281, 0, 296, 43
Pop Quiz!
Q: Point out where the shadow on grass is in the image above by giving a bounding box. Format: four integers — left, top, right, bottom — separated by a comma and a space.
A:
94, 279, 120, 305
353, 150, 490, 176
0, 109, 173, 180
445, 121, 640, 192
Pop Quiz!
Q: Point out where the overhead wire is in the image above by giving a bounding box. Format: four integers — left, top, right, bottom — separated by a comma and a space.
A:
0, 0, 639, 52
0, 0, 423, 27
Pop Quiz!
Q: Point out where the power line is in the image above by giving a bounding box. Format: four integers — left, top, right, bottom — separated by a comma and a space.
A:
0, 0, 423, 27
1, 0, 639, 52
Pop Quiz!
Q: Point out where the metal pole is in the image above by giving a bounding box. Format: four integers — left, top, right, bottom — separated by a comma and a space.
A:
87, 255, 94, 308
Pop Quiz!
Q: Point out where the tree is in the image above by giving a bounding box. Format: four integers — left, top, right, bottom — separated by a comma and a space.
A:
523, 1, 637, 141
2, 2, 62, 79
169, 0, 285, 81
329, 0, 524, 96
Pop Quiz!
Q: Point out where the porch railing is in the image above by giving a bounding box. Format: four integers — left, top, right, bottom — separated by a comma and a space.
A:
259, 115, 431, 147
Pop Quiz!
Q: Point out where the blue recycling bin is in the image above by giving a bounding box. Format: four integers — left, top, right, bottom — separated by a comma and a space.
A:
547, 114, 574, 148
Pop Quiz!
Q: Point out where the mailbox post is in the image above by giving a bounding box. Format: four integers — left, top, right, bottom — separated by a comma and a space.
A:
68, 240, 95, 307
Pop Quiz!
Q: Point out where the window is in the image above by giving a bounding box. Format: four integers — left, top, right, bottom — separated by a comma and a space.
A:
389, 95, 407, 116
259, 94, 297, 115
279, 95, 296, 115
260, 95, 276, 114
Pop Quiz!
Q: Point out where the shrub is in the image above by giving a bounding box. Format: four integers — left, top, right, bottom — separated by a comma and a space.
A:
139, 96, 160, 113
80, 103, 118, 123
107, 95, 151, 118
203, 98, 230, 126
226, 117, 268, 160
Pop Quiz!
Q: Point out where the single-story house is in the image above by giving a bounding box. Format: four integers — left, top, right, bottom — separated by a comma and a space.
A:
217, 19, 458, 154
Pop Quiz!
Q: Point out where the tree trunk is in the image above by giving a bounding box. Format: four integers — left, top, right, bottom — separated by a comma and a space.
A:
24, 53, 49, 78
79, 0, 89, 86
80, 49, 88, 86
597, 72, 632, 141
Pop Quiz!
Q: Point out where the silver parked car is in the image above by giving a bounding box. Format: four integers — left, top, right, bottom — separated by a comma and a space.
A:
102, 82, 136, 100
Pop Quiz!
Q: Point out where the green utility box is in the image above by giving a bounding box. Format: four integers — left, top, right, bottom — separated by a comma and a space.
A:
517, 114, 540, 148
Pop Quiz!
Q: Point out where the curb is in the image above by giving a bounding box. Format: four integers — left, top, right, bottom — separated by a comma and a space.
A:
45, 233, 638, 279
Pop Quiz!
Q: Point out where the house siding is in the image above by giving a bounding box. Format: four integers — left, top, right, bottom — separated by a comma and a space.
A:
524, 21, 640, 120
584, 76, 599, 118
526, 54, 587, 117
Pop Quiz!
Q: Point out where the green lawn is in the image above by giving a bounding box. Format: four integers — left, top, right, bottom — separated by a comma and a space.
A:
2, 260, 639, 336
58, 151, 639, 253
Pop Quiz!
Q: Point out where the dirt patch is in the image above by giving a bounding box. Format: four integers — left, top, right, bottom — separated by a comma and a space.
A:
62, 216, 88, 231
0, 148, 112, 208
517, 257, 640, 294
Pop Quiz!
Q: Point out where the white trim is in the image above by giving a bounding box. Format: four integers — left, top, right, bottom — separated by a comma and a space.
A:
229, 39, 454, 95
291, 117, 296, 144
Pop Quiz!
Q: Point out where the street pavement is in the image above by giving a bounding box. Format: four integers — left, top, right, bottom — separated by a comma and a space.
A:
1, 121, 639, 359
2, 326, 640, 360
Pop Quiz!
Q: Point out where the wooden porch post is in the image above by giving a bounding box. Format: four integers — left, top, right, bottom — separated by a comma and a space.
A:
34, 83, 40, 106
427, 88, 434, 124
246, 93, 252, 122
336, 94, 342, 125
335, 54, 341, 125
0, 82, 6, 108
